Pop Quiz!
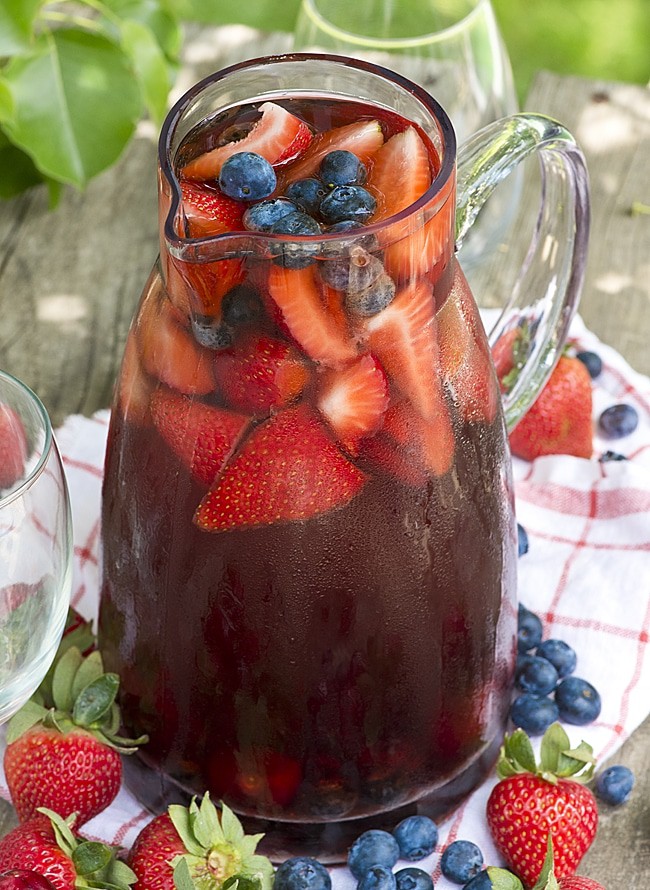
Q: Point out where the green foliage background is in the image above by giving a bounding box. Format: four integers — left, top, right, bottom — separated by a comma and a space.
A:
0, 0, 648, 200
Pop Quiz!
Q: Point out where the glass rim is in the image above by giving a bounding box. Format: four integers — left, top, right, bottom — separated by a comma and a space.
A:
297, 0, 492, 50
0, 369, 53, 509
160, 52, 457, 255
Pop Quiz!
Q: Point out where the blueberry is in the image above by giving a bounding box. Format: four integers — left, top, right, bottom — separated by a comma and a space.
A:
595, 764, 635, 805
348, 830, 400, 880
517, 604, 543, 653
319, 150, 368, 188
555, 676, 602, 725
190, 315, 233, 350
598, 403, 639, 438
394, 868, 433, 890
515, 655, 559, 696
271, 211, 322, 269
510, 693, 560, 736
345, 273, 396, 317
221, 285, 263, 327
285, 178, 328, 216
599, 450, 628, 462
320, 185, 377, 225
463, 872, 492, 890
439, 840, 484, 884
274, 858, 332, 890
357, 866, 397, 890
535, 638, 577, 678
576, 350, 603, 378
517, 522, 529, 557
219, 151, 276, 201
392, 815, 438, 861
243, 198, 296, 231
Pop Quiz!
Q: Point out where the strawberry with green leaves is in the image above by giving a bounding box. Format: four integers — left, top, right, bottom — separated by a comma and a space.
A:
4, 646, 146, 827
486, 724, 598, 888
128, 796, 274, 890
0, 809, 136, 890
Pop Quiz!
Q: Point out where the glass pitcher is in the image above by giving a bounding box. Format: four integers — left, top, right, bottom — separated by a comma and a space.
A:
98, 54, 589, 860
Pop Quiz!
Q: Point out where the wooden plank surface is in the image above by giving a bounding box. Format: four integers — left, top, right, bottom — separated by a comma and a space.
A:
1, 26, 649, 885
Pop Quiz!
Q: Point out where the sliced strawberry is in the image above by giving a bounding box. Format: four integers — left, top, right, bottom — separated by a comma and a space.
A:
367, 127, 454, 282
117, 329, 154, 425
170, 255, 247, 318
179, 180, 245, 237
0, 402, 27, 489
182, 102, 313, 180
194, 404, 366, 531
281, 119, 385, 185
316, 354, 389, 454
437, 268, 500, 424
212, 333, 311, 415
362, 399, 455, 483
267, 264, 358, 366
151, 388, 249, 486
137, 297, 215, 395
364, 279, 447, 425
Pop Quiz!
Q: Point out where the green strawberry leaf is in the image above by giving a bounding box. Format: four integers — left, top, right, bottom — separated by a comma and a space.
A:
71, 650, 105, 701
220, 800, 246, 844
173, 857, 196, 890
540, 723, 570, 773
497, 729, 537, 778
73, 840, 113, 875
531, 835, 560, 890
2, 28, 142, 189
192, 794, 224, 848
119, 18, 170, 125
169, 802, 206, 857
52, 646, 84, 712
5, 698, 48, 743
73, 672, 120, 726
38, 807, 78, 858
0, 0, 41, 57
486, 867, 526, 890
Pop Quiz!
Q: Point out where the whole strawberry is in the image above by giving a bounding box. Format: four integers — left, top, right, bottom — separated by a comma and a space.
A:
4, 646, 146, 826
128, 795, 274, 890
486, 723, 598, 887
507, 355, 593, 460
0, 809, 135, 890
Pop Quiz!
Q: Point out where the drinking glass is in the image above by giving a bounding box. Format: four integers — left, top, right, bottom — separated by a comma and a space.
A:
98, 53, 588, 860
0, 371, 73, 724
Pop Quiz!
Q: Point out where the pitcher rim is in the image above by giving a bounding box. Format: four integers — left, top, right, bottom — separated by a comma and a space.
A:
159, 52, 457, 254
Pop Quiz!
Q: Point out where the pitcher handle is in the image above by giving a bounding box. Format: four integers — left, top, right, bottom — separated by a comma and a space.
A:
455, 114, 590, 431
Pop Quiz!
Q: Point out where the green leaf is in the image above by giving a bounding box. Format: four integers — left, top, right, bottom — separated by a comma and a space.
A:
120, 18, 170, 124
193, 793, 224, 848
220, 800, 245, 844
0, 79, 15, 122
487, 867, 526, 890
169, 802, 206, 857
172, 0, 301, 31
531, 835, 560, 890
0, 0, 42, 56
73, 841, 113, 876
73, 672, 120, 726
38, 808, 78, 858
539, 723, 568, 774
2, 28, 142, 188
5, 698, 48, 743
71, 650, 105, 701
499, 729, 536, 776
104, 0, 183, 59
52, 646, 84, 712
173, 857, 196, 890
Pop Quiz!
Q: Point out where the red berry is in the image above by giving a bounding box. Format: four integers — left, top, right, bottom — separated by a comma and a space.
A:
0, 402, 28, 490
0, 871, 56, 890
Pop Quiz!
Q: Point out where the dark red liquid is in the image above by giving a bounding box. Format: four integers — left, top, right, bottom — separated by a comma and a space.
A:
98, 92, 517, 858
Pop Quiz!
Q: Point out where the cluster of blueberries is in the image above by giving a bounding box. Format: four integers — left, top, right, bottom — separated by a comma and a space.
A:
218, 149, 397, 315
576, 349, 640, 447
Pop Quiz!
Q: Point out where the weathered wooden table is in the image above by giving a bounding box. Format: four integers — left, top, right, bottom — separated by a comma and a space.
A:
1, 26, 649, 887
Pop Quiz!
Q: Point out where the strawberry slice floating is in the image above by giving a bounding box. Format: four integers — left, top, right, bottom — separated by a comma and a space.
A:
179, 180, 245, 237
267, 265, 358, 366
182, 102, 313, 180
316, 354, 389, 454
194, 404, 366, 531
151, 388, 250, 486
282, 119, 385, 184
0, 402, 27, 489
367, 126, 454, 282
212, 333, 311, 415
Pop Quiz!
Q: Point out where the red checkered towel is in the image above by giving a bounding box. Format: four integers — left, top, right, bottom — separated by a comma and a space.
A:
1, 317, 649, 885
